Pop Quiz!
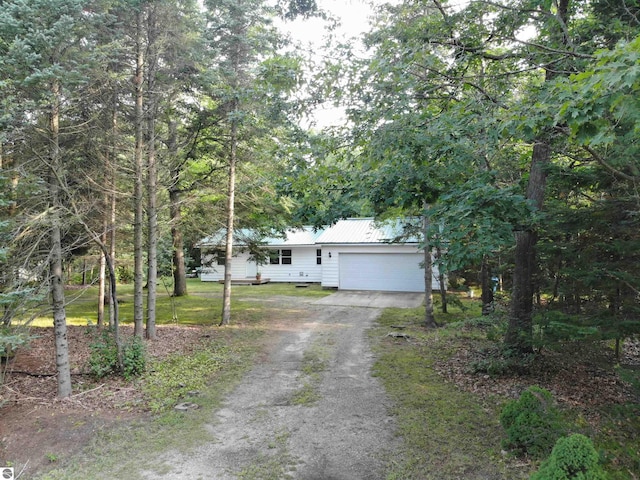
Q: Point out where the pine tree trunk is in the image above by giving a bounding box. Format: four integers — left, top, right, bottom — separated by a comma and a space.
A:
170, 189, 188, 296
108, 181, 117, 328
49, 81, 72, 398
220, 117, 237, 327
98, 231, 106, 326
423, 205, 437, 328
168, 119, 188, 297
436, 246, 447, 313
133, 7, 145, 337
145, 4, 158, 340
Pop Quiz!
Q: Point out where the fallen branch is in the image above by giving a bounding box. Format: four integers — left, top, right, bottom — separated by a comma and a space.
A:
69, 383, 105, 398
387, 332, 411, 340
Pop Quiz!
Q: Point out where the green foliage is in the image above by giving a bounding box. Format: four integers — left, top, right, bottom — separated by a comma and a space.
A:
122, 335, 146, 381
116, 266, 134, 284
500, 386, 567, 458
594, 403, 640, 478
142, 344, 230, 412
87, 327, 146, 380
471, 347, 535, 377
531, 434, 607, 480
535, 311, 601, 347
0, 327, 35, 357
88, 328, 119, 378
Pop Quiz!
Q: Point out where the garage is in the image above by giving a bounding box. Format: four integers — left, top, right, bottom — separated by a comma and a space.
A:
339, 253, 426, 292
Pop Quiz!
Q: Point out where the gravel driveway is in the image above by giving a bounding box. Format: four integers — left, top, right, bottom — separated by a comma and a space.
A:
143, 293, 407, 479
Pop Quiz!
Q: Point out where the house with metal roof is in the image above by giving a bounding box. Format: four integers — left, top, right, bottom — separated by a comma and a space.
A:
198, 218, 441, 292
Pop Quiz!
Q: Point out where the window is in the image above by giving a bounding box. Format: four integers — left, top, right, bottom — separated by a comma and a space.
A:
316, 249, 322, 265
269, 249, 292, 265
216, 250, 225, 266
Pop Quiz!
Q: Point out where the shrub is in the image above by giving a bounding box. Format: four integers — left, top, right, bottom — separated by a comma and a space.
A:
88, 327, 119, 378
470, 346, 534, 376
88, 327, 146, 380
122, 335, 146, 380
531, 434, 607, 480
500, 386, 566, 458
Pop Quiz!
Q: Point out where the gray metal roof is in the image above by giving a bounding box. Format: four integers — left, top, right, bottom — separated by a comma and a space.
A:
315, 218, 420, 244
197, 219, 419, 248
197, 226, 324, 248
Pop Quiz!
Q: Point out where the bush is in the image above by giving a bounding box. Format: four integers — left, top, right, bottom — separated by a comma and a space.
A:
88, 327, 146, 380
88, 327, 119, 378
500, 386, 566, 458
471, 350, 535, 376
531, 434, 607, 480
122, 335, 146, 380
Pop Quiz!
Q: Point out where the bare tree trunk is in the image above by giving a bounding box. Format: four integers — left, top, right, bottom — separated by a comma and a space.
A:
145, 4, 158, 340
423, 204, 437, 328
481, 255, 494, 316
220, 117, 237, 326
108, 102, 118, 329
505, 141, 550, 353
49, 81, 72, 398
168, 120, 188, 297
133, 7, 145, 337
98, 222, 106, 326
436, 245, 447, 313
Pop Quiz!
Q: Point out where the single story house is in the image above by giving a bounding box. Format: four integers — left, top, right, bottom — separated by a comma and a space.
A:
198, 218, 442, 293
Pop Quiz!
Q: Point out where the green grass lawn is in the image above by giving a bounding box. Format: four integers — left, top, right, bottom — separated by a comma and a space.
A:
370, 300, 532, 479
18, 278, 331, 327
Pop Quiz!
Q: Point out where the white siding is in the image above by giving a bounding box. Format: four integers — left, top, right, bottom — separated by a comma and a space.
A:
320, 248, 340, 287
259, 246, 322, 282
200, 251, 252, 282
200, 248, 322, 283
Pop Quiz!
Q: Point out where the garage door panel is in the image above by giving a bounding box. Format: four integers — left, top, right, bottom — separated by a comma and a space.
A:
339, 253, 424, 292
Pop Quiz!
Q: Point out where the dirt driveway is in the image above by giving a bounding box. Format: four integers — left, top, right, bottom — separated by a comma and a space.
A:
142, 293, 412, 479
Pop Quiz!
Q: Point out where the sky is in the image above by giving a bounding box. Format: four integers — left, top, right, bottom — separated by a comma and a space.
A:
278, 0, 377, 129
282, 0, 375, 47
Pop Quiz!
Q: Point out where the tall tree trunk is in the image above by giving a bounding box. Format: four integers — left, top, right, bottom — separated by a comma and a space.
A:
133, 7, 145, 337
436, 245, 447, 313
220, 116, 237, 327
49, 81, 72, 398
99, 92, 119, 327
108, 98, 118, 329
168, 119, 188, 297
145, 4, 158, 340
98, 222, 107, 326
423, 204, 437, 328
505, 0, 569, 354
505, 141, 550, 352
481, 255, 494, 316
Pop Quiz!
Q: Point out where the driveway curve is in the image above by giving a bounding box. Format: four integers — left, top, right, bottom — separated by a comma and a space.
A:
143, 293, 406, 479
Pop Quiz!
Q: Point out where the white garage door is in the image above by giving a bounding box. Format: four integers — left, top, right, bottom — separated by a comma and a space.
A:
339, 253, 425, 292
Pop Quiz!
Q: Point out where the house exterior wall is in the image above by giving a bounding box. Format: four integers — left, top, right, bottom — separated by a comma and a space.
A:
259, 246, 322, 283
200, 246, 322, 283
200, 250, 252, 282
